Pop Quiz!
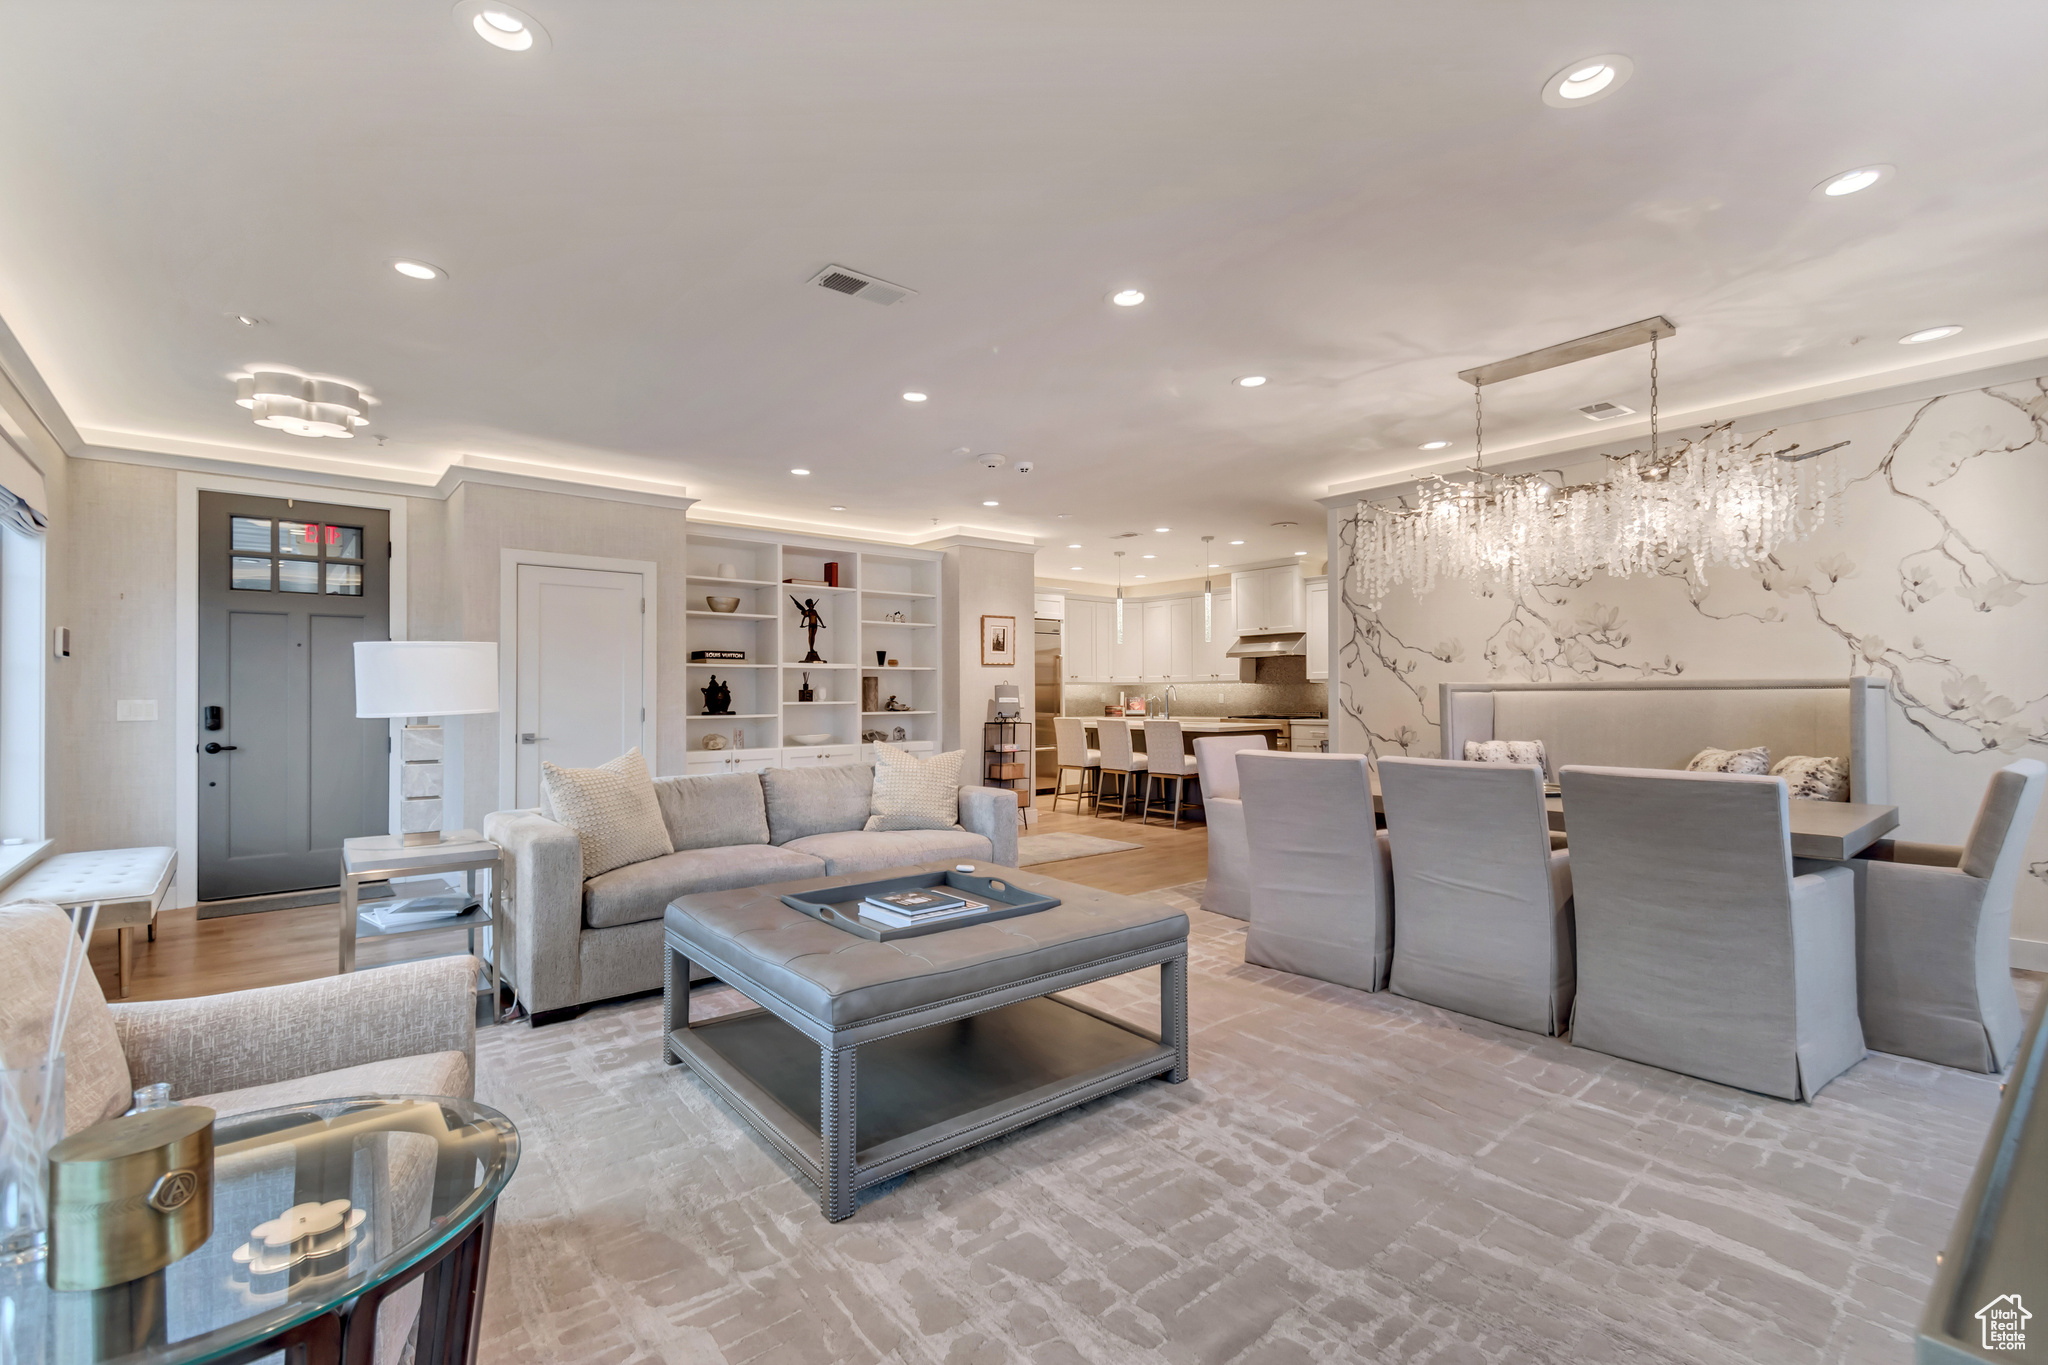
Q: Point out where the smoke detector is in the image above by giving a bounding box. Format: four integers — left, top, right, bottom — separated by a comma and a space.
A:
976, 452, 1005, 469
1578, 400, 1636, 422
808, 264, 917, 306
1014, 460, 1033, 474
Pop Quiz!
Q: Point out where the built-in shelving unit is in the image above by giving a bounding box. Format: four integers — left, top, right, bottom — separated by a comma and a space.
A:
684, 528, 944, 772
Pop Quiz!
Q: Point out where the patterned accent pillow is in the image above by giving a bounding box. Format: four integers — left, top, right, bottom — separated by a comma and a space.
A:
1772, 754, 1850, 802
1685, 745, 1770, 776
1464, 739, 1549, 775
541, 747, 675, 879
0, 901, 133, 1133
865, 743, 966, 832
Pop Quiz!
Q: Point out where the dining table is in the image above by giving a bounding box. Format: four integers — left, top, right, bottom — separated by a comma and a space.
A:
1369, 786, 1900, 861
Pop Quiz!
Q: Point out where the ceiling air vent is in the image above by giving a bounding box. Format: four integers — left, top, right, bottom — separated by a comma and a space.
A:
808, 264, 917, 306
1111, 531, 1145, 539
1577, 401, 1636, 422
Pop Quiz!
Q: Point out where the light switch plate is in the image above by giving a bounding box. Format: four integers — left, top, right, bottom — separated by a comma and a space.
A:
116, 699, 158, 722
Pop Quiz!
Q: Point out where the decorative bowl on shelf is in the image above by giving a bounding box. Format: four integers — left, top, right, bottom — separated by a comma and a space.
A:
786, 733, 836, 746
705, 596, 741, 613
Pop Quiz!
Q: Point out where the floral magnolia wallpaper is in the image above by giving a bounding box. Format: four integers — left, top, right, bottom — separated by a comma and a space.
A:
1330, 377, 2048, 939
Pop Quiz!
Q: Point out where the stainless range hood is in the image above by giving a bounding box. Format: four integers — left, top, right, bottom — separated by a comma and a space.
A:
1226, 631, 1306, 659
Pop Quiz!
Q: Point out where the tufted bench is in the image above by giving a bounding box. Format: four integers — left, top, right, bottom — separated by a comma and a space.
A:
662, 859, 1189, 1220
3, 846, 177, 997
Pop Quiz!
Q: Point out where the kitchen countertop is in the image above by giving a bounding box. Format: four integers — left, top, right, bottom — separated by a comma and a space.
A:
1076, 717, 1307, 731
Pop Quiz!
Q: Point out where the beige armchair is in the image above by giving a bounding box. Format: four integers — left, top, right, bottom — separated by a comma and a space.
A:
1850, 758, 2044, 1072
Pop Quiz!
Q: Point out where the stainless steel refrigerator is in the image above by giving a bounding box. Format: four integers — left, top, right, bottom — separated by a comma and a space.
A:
1034, 617, 1061, 793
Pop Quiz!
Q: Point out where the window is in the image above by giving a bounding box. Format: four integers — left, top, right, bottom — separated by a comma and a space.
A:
0, 519, 45, 851
228, 516, 365, 595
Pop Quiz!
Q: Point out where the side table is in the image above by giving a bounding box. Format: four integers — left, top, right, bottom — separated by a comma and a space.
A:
340, 832, 507, 1020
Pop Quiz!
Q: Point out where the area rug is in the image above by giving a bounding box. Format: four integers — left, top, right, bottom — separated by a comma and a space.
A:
1015, 831, 1145, 866
472, 882, 2020, 1364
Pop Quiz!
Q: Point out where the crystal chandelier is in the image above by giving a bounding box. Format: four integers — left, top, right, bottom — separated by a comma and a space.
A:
1354, 320, 1845, 606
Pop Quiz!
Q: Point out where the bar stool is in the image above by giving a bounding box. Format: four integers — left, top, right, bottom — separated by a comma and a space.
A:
1095, 719, 1148, 821
1050, 717, 1101, 814
1141, 721, 1200, 828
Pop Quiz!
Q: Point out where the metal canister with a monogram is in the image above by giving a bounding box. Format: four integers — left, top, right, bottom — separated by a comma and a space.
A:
46, 1104, 215, 1290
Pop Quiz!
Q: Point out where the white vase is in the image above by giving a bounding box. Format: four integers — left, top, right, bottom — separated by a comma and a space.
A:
0, 1055, 65, 1263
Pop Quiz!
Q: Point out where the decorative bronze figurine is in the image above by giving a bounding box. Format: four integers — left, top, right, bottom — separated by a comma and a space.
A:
790, 596, 827, 662
700, 675, 733, 715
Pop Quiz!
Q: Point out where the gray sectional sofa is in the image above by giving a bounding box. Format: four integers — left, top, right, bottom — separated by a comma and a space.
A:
485, 764, 1017, 1023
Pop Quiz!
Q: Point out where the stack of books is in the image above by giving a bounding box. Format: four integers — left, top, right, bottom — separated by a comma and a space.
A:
857, 886, 990, 929
362, 893, 478, 932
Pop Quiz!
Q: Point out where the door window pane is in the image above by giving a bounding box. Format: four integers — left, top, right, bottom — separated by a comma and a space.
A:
278, 560, 319, 593
230, 517, 272, 553
280, 521, 320, 556
230, 557, 272, 591
324, 563, 363, 596
326, 525, 363, 560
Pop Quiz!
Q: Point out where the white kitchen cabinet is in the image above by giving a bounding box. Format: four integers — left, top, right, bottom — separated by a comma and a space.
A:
1141, 601, 1171, 680
782, 746, 863, 767
1063, 600, 1097, 681
1033, 592, 1065, 621
1110, 600, 1144, 680
1231, 564, 1304, 633
1194, 592, 1234, 679
1305, 577, 1329, 681
1167, 597, 1194, 680
684, 749, 782, 775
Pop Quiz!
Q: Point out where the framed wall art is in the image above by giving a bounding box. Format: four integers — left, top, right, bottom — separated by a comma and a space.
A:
980, 614, 1016, 667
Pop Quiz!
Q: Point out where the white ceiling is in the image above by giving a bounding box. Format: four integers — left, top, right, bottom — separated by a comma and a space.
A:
1, 1, 2044, 580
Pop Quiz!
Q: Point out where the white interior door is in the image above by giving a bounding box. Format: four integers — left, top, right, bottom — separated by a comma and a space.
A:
515, 563, 647, 807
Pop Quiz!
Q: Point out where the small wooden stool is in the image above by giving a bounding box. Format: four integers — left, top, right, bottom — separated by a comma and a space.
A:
3, 847, 178, 997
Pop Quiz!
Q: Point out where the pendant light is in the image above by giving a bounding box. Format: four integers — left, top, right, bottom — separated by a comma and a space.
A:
1113, 551, 1126, 644
1200, 536, 1215, 643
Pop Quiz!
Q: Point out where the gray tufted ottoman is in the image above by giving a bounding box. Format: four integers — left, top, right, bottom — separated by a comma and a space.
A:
662, 859, 1190, 1220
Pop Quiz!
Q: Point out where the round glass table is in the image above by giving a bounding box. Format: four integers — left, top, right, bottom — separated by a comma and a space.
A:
0, 1095, 518, 1365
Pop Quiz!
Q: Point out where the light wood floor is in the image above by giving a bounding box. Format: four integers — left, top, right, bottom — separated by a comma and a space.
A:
85, 804, 1210, 1004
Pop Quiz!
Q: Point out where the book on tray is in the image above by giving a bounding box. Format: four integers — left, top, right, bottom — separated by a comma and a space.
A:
856, 887, 991, 927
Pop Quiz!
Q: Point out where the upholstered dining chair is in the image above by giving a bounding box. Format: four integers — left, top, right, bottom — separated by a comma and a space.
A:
1379, 757, 1575, 1034
1849, 758, 2045, 1072
1559, 765, 1864, 1100
1141, 721, 1200, 828
1050, 717, 1101, 814
1193, 734, 1268, 919
1095, 719, 1148, 821
1238, 751, 1393, 992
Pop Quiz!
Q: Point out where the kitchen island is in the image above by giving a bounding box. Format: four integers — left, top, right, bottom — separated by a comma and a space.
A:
1078, 716, 1294, 753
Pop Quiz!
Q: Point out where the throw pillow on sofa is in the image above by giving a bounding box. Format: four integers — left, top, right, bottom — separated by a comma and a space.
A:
866, 743, 966, 832
541, 747, 674, 878
1772, 754, 1850, 801
761, 765, 875, 844
1685, 745, 1770, 776
1464, 739, 1548, 775
0, 900, 133, 1134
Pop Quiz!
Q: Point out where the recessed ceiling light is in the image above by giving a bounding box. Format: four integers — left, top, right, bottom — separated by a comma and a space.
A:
1154, 527, 1170, 533
1209, 563, 1220, 568
1899, 325, 1962, 345
829, 505, 847, 511
902, 392, 927, 402
1542, 54, 1632, 108
1071, 566, 1083, 571
234, 314, 260, 326
1235, 376, 1266, 388
1419, 440, 1450, 451
1294, 550, 1308, 556
472, 6, 534, 49
1133, 574, 1146, 579
1067, 543, 1081, 548
790, 468, 810, 475
1229, 539, 1244, 545
1110, 289, 1145, 307
1816, 164, 1894, 199
1142, 554, 1155, 559
391, 259, 443, 281
982, 499, 999, 506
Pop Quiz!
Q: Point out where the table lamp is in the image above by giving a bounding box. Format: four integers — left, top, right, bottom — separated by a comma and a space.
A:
353, 641, 500, 845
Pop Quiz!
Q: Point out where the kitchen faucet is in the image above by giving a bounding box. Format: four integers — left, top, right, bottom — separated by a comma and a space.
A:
1162, 685, 1175, 718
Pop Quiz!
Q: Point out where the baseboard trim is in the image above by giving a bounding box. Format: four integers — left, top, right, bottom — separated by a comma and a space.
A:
2012, 938, 2048, 972
197, 883, 394, 920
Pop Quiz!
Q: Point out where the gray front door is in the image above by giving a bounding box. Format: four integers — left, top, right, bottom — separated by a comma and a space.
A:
197, 493, 391, 900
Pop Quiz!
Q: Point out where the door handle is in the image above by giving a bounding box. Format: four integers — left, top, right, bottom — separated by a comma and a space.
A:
521, 734, 549, 744
203, 742, 238, 754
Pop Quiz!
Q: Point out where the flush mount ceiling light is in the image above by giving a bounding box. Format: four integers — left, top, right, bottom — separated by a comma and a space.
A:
1110, 289, 1145, 307
1235, 376, 1267, 388
1419, 440, 1450, 450
1899, 325, 1963, 344
453, 1, 550, 52
233, 371, 370, 439
902, 391, 927, 402
390, 259, 445, 282
1815, 164, 1894, 199
1542, 54, 1633, 108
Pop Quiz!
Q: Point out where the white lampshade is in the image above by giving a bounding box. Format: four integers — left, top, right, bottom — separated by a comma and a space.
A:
354, 641, 500, 718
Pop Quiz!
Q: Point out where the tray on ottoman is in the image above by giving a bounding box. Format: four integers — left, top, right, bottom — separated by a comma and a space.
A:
662, 859, 1190, 1221
779, 867, 1059, 941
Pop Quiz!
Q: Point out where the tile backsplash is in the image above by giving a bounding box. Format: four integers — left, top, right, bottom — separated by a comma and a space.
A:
1061, 656, 1328, 717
